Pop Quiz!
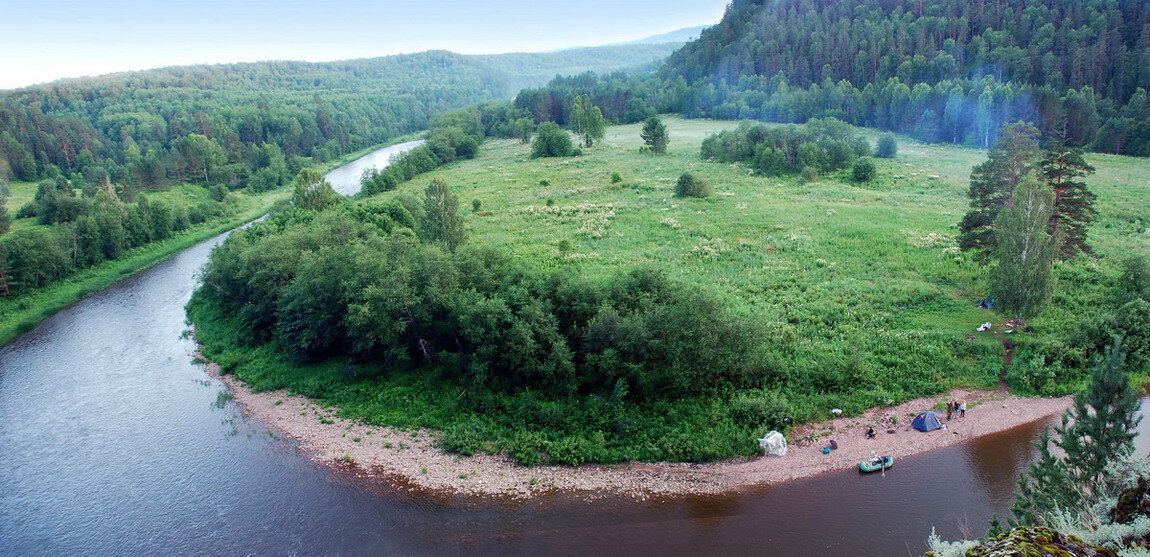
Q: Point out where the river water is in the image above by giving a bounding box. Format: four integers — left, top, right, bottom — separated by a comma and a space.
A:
1, 143, 1146, 556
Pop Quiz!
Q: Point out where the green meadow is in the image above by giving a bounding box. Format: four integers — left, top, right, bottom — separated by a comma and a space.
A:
191, 117, 1148, 464
380, 117, 1146, 395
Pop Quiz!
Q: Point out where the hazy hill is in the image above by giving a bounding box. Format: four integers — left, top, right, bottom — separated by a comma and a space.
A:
0, 43, 679, 184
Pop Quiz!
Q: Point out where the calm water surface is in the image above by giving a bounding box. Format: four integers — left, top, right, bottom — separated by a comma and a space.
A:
1, 142, 1146, 556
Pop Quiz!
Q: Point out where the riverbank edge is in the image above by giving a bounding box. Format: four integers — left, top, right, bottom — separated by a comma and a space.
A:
201, 353, 1073, 499
0, 134, 424, 349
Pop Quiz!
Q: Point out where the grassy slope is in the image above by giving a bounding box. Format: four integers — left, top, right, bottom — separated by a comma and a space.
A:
0, 134, 423, 348
379, 117, 1147, 399
193, 118, 1148, 464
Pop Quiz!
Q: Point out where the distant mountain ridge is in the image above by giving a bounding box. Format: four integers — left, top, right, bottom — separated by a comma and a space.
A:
0, 41, 681, 184
607, 25, 709, 46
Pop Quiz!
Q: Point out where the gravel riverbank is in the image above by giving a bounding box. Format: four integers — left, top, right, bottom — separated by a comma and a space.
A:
204, 360, 1071, 498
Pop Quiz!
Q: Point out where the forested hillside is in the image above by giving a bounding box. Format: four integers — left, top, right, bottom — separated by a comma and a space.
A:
521, 0, 1150, 155
664, 0, 1150, 152
0, 44, 680, 188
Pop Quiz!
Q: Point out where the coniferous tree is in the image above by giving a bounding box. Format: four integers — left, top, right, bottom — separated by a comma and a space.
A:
990, 175, 1057, 324
1038, 146, 1097, 258
640, 116, 669, 154
422, 178, 465, 252
1011, 338, 1141, 525
959, 123, 1042, 257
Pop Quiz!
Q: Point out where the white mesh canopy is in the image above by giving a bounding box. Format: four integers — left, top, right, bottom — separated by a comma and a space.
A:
758, 430, 788, 456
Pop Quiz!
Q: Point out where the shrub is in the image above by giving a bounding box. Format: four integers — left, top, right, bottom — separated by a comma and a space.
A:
530, 122, 574, 158
674, 172, 711, 198
800, 166, 818, 183
505, 430, 546, 466
876, 133, 898, 158
731, 390, 791, 429
610, 172, 623, 184
439, 421, 487, 456
852, 157, 876, 182
547, 433, 605, 466
471, 199, 481, 213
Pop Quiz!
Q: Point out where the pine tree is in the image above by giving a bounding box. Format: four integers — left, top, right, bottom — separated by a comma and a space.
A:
959, 122, 1042, 257
990, 175, 1057, 324
569, 95, 605, 148
422, 178, 465, 252
640, 116, 669, 154
1011, 338, 1141, 525
1038, 146, 1096, 258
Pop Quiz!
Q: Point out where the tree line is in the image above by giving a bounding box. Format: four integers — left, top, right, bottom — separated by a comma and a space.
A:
509, 0, 1150, 156
196, 185, 768, 402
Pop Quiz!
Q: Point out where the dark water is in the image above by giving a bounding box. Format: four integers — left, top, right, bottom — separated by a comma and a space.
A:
2, 143, 1147, 556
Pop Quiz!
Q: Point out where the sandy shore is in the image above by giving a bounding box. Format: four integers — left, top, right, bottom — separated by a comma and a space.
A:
204, 360, 1071, 498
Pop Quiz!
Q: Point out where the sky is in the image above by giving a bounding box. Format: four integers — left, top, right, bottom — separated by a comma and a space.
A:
0, 0, 729, 90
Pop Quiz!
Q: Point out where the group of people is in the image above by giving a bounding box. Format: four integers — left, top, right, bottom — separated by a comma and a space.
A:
946, 399, 966, 420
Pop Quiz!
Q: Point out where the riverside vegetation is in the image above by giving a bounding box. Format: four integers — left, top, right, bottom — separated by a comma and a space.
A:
189, 117, 1150, 466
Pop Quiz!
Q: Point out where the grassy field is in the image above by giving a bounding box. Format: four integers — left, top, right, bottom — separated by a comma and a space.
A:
190, 117, 1148, 464
372, 117, 1148, 401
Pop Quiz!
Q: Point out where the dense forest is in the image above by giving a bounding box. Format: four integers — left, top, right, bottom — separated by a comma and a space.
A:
0, 44, 680, 187
517, 0, 1150, 155
0, 44, 681, 299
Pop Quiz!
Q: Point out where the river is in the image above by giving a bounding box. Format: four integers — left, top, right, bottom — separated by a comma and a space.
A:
1, 142, 1146, 556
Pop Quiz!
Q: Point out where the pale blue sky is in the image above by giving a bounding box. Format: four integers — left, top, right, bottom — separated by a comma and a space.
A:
1, 0, 729, 89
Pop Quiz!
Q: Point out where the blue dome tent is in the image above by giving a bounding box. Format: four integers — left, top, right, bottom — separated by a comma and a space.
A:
911, 411, 944, 432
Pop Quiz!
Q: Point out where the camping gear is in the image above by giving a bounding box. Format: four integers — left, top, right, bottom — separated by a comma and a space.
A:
977, 322, 992, 331
758, 430, 788, 456
911, 411, 945, 432
829, 439, 838, 450
859, 455, 894, 472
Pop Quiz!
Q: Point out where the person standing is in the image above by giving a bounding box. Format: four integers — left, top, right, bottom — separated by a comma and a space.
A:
946, 400, 953, 421
959, 400, 967, 418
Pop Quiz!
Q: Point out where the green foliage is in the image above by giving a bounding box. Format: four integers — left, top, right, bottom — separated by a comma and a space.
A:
0, 182, 10, 236
1011, 338, 1142, 526
530, 122, 575, 158
800, 166, 818, 183
730, 390, 791, 430
440, 422, 488, 456
421, 178, 466, 252
703, 118, 868, 175
658, 0, 1150, 153
851, 157, 876, 182
291, 169, 342, 212
505, 430, 546, 466
959, 123, 1043, 255
1038, 147, 1097, 258
640, 116, 669, 154
991, 176, 1057, 322
875, 134, 898, 158
674, 172, 710, 198
569, 95, 606, 148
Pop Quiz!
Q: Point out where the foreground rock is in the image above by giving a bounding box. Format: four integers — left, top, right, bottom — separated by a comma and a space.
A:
945, 527, 1119, 557
203, 358, 1071, 498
